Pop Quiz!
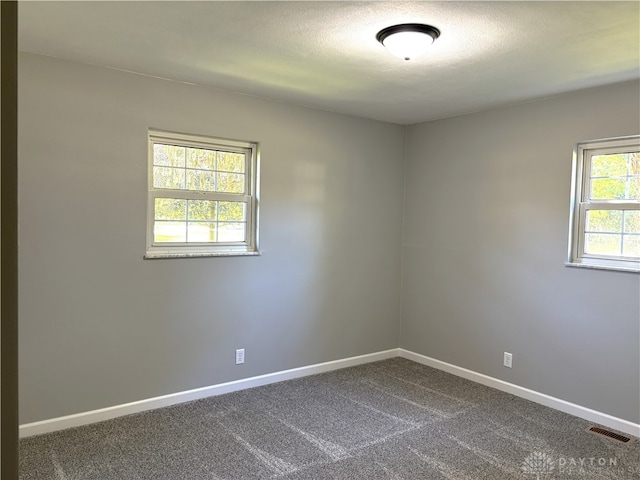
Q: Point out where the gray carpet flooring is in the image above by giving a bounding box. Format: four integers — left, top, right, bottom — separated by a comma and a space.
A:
20, 358, 640, 479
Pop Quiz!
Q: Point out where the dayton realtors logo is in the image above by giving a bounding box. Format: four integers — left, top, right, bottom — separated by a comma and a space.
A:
522, 452, 620, 478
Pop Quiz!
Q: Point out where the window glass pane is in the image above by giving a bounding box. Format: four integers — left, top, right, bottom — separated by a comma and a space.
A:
218, 201, 245, 221
186, 148, 216, 170
630, 153, 640, 174
591, 154, 627, 177
218, 222, 246, 242
153, 167, 185, 189
153, 144, 185, 167
188, 200, 217, 221
589, 178, 626, 200
584, 233, 622, 256
217, 151, 245, 173
216, 172, 245, 193
154, 221, 186, 243
623, 235, 640, 257
186, 169, 216, 192
585, 210, 622, 233
187, 222, 217, 242
624, 211, 640, 234
155, 198, 186, 220
590, 153, 640, 200
628, 177, 640, 200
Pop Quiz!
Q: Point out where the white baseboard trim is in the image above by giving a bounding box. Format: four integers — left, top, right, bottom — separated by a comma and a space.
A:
399, 349, 640, 438
19, 348, 400, 438
20, 347, 639, 439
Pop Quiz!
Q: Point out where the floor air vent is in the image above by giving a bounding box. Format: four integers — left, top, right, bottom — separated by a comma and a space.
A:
587, 427, 635, 444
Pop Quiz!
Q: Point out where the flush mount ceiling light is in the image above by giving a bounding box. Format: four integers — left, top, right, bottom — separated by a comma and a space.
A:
376, 23, 440, 61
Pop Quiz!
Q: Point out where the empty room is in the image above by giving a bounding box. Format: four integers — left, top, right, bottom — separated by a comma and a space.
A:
10, 1, 640, 479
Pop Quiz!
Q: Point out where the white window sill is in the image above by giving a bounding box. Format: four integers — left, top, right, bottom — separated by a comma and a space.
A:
565, 260, 640, 274
144, 250, 261, 260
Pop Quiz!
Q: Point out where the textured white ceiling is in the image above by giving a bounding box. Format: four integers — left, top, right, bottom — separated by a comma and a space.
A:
18, 1, 640, 124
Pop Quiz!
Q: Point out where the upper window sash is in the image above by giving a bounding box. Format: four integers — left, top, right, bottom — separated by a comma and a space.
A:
581, 147, 639, 204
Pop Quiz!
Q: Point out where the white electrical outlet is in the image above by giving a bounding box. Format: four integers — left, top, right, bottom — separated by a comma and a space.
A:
235, 348, 245, 365
503, 352, 513, 368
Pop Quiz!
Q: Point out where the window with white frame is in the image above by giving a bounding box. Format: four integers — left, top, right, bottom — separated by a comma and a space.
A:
567, 135, 640, 272
146, 130, 259, 258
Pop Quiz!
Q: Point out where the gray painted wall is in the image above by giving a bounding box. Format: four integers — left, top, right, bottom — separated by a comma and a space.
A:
18, 51, 640, 427
18, 52, 405, 423
402, 80, 640, 423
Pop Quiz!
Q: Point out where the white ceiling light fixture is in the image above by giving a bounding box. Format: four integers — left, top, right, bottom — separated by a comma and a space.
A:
376, 23, 440, 61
